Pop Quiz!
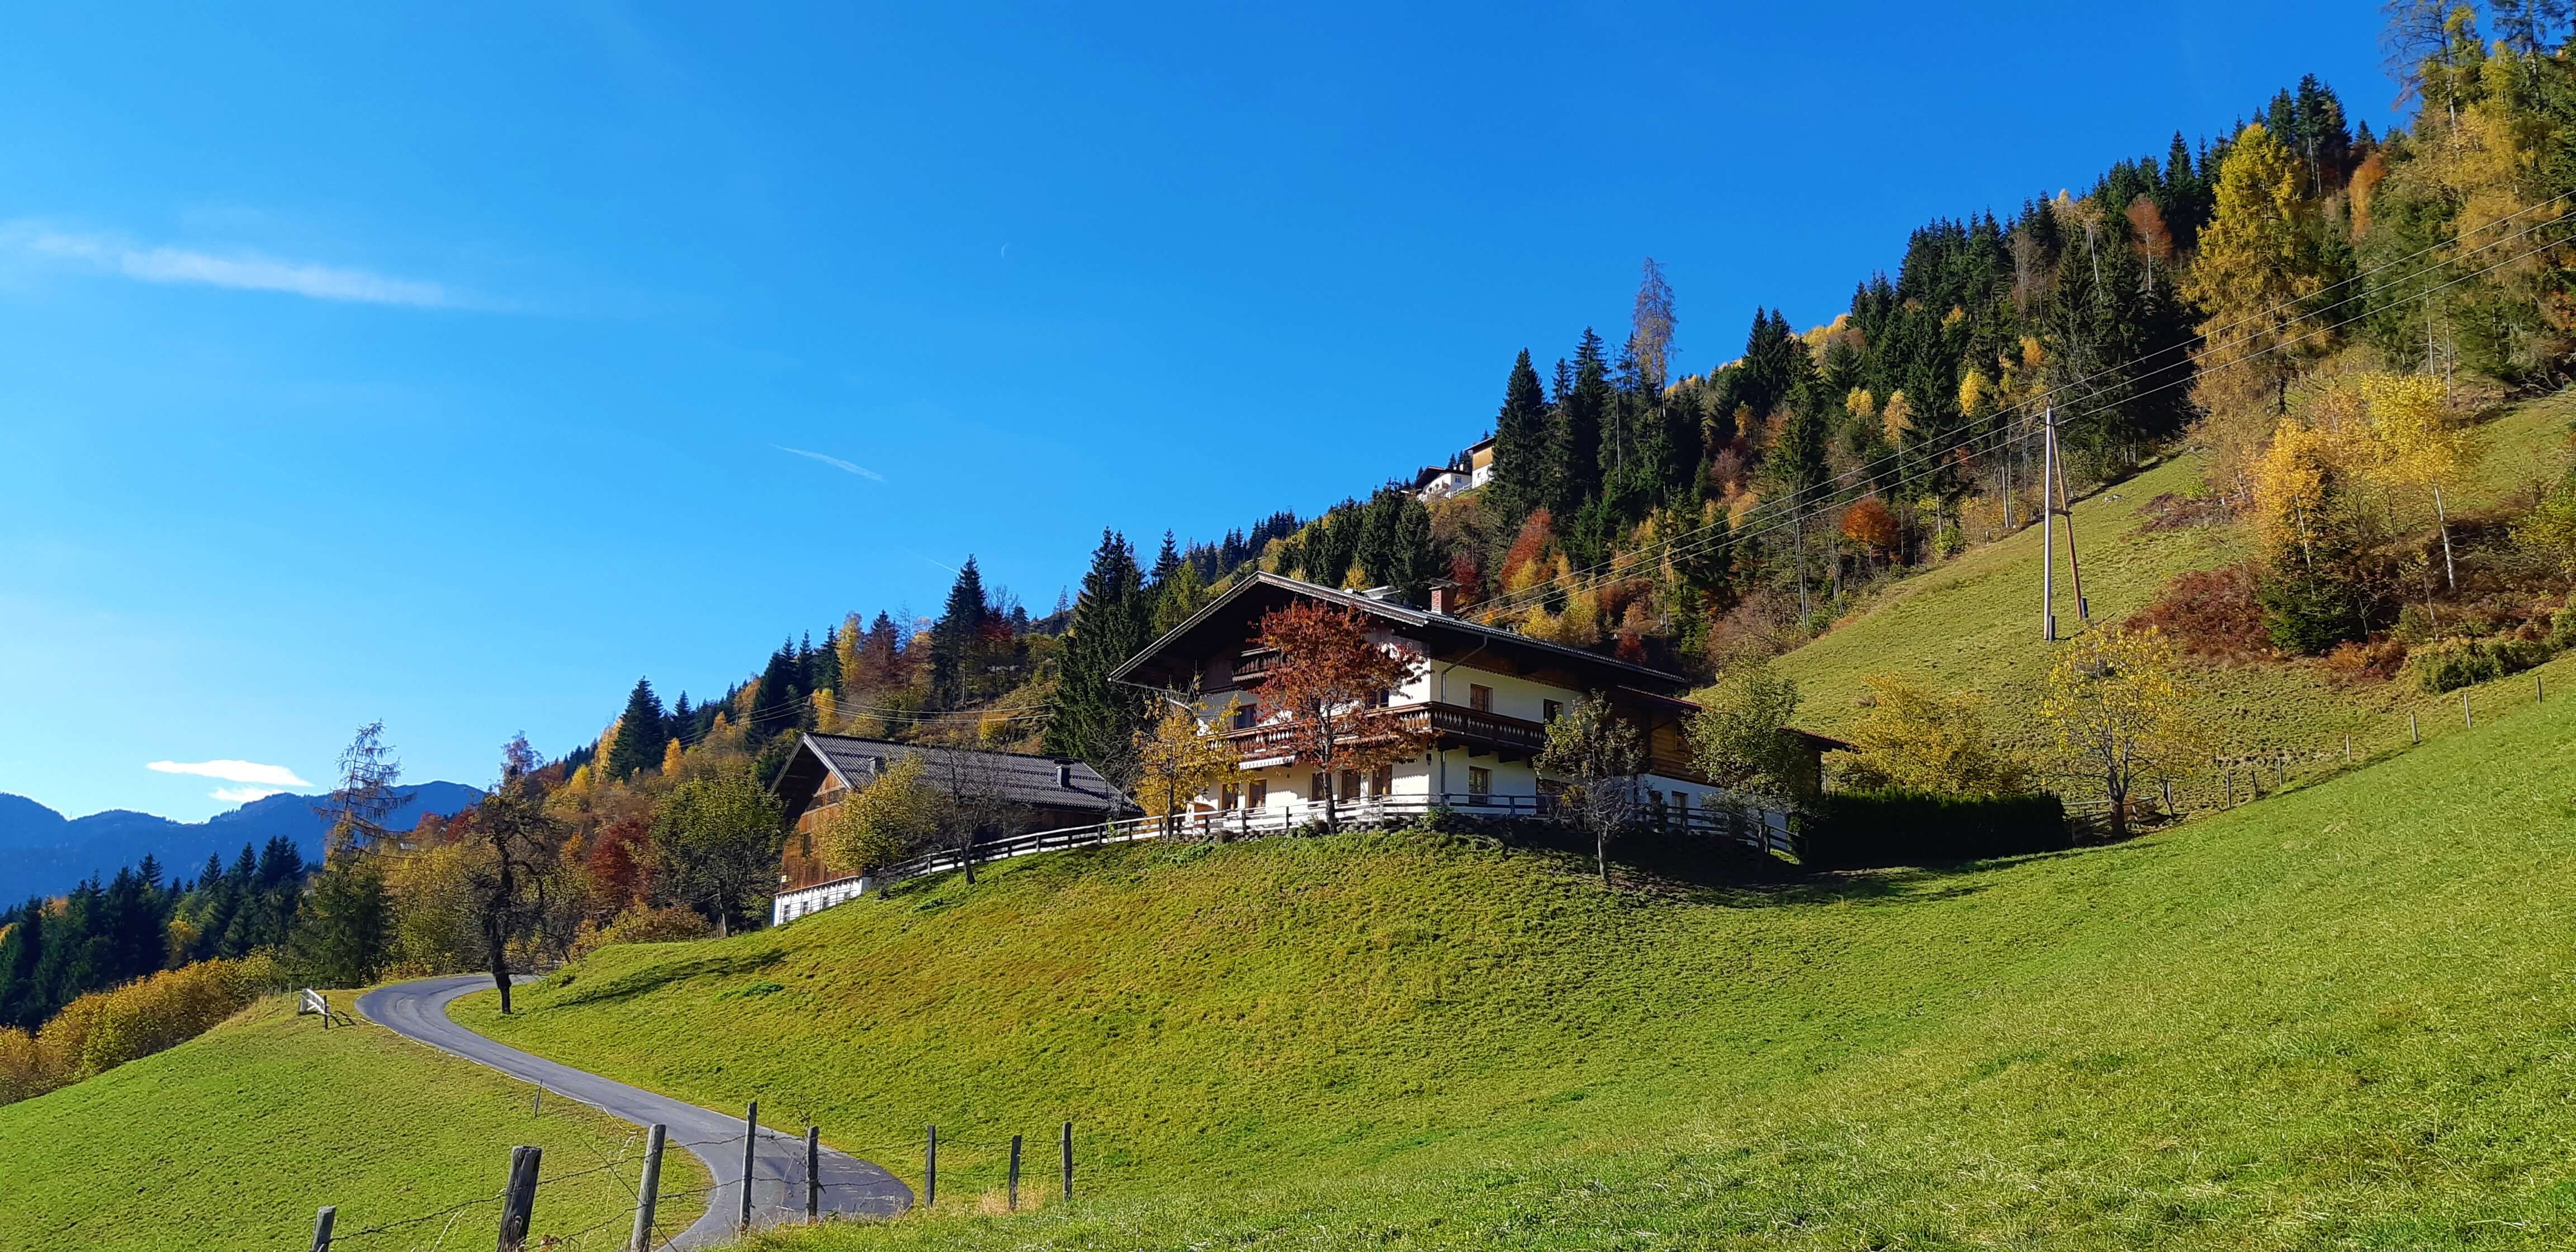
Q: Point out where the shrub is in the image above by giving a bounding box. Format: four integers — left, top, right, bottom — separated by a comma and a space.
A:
569, 905, 715, 961
2130, 563, 2268, 661
2322, 638, 2407, 684
2259, 570, 2364, 656
1800, 790, 2070, 870
7, 957, 273, 1103
2410, 636, 2554, 693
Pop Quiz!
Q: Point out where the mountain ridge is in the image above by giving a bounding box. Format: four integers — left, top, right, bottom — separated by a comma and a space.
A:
0, 782, 483, 901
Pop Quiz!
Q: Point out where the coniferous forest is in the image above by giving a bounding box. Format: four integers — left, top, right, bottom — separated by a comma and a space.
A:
16, 3, 2576, 1104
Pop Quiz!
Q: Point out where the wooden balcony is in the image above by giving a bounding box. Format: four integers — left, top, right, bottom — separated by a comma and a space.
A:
1217, 700, 1548, 762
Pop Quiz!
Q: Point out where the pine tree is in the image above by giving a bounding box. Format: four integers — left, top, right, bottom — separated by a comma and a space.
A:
1150, 531, 1182, 584
607, 678, 670, 780
291, 855, 391, 987
1044, 530, 1152, 769
928, 558, 991, 709
1389, 495, 1443, 596
1547, 329, 1611, 516
1488, 350, 1551, 519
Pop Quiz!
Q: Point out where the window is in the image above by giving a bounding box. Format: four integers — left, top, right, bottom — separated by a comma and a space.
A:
1371, 765, 1394, 796
1311, 772, 1329, 800
1543, 699, 1564, 723
1233, 703, 1259, 730
1220, 782, 1240, 810
1339, 770, 1361, 800
1467, 766, 1491, 797
1247, 780, 1267, 808
1370, 687, 1391, 708
1468, 684, 1493, 713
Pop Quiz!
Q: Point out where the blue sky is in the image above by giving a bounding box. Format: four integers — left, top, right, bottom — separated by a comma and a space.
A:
0, 3, 2394, 821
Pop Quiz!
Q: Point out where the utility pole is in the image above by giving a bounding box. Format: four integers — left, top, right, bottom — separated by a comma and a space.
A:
2040, 405, 2058, 642
2052, 411, 2090, 623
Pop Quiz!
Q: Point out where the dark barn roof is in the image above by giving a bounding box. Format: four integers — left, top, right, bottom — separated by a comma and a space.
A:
1110, 571, 1690, 694
771, 733, 1133, 821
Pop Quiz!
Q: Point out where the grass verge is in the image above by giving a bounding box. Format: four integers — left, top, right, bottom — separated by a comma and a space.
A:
0, 993, 704, 1251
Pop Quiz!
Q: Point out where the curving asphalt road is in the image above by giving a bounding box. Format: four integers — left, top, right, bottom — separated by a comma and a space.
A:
357, 975, 911, 1248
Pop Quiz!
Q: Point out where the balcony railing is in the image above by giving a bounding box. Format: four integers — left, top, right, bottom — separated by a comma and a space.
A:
1217, 700, 1547, 757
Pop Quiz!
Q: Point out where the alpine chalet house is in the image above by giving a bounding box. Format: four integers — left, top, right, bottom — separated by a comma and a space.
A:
768, 733, 1129, 924
1109, 572, 1820, 838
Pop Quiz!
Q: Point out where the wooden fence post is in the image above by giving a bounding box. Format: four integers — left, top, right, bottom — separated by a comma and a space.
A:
2411, 710, 2421, 744
2539, 674, 2546, 703
632, 1125, 666, 1252
2343, 733, 2351, 761
1060, 1121, 1073, 1202
2223, 770, 2232, 807
310, 1205, 335, 1252
925, 1125, 937, 1210
738, 1102, 759, 1231
2464, 690, 2474, 728
2161, 777, 2172, 813
497, 1145, 541, 1252
1008, 1134, 1022, 1210
805, 1126, 820, 1223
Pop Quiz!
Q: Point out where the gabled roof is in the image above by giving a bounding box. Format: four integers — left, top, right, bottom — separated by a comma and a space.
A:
772, 733, 1132, 815
1110, 571, 1690, 694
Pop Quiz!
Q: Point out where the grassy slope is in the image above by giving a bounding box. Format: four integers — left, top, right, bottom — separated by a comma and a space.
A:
1764, 391, 2576, 785
0, 995, 704, 1251
463, 675, 2576, 1249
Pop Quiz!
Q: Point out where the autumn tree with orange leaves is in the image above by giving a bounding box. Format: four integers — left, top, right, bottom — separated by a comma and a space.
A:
1257, 602, 1432, 831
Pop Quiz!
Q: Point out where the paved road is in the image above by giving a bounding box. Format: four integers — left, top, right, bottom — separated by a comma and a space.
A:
358, 975, 911, 1248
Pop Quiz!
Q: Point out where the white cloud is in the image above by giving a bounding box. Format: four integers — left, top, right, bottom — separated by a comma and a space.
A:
148, 759, 312, 788
10, 226, 454, 307
210, 786, 287, 804
774, 445, 886, 482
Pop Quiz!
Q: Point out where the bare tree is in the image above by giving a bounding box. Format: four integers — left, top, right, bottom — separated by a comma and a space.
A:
316, 720, 410, 859
471, 734, 557, 1015
1535, 693, 1645, 888
924, 744, 1026, 884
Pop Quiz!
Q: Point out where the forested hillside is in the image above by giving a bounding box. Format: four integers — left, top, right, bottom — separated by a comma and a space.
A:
16, 7, 2576, 1103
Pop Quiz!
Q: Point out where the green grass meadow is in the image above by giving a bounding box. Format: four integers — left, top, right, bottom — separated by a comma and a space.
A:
448, 671, 2576, 1250
1765, 390, 2576, 795
0, 994, 704, 1251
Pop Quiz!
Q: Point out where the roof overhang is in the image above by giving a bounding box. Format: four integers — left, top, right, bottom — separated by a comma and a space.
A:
1110, 571, 1688, 694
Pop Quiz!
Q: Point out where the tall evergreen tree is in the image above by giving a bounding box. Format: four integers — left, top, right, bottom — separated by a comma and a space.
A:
1488, 349, 1551, 519
607, 678, 671, 780
928, 558, 991, 708
1044, 530, 1153, 768
1547, 328, 1611, 516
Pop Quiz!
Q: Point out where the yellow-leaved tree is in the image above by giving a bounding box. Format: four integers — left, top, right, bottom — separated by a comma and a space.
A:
1825, 675, 2031, 796
817, 753, 940, 883
2364, 371, 2481, 587
2187, 123, 2329, 424
659, 737, 684, 776
2039, 626, 2199, 840
812, 687, 838, 733
1129, 700, 1240, 838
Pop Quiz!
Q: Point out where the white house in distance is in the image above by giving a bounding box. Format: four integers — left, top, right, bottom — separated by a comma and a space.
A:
1109, 572, 1830, 829
1407, 435, 1496, 501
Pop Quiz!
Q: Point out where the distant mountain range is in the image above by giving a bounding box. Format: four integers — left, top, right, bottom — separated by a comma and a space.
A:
0, 783, 484, 903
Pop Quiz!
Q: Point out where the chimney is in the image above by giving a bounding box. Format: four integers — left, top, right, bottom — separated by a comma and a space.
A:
1429, 584, 1452, 615
1055, 762, 1074, 789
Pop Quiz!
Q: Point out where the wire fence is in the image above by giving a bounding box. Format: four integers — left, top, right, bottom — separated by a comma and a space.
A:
300, 1092, 1081, 1251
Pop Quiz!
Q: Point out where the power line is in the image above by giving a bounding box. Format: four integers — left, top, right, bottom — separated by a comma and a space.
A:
1467, 200, 2576, 623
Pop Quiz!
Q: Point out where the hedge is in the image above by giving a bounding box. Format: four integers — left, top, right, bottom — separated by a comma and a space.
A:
1800, 789, 2070, 870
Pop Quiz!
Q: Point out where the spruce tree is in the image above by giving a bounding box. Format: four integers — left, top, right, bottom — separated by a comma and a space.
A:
607, 677, 670, 780
1547, 329, 1610, 516
1488, 349, 1550, 519
1044, 530, 1152, 767
929, 558, 991, 708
